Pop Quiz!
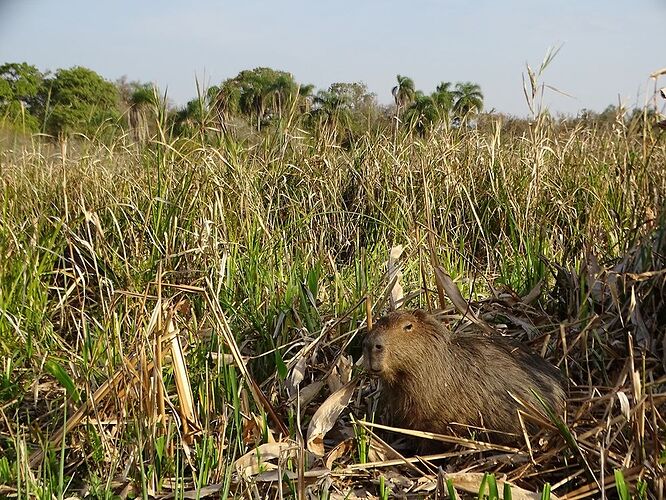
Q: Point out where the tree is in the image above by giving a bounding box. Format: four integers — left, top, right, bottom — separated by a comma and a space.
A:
308, 82, 378, 142
208, 69, 315, 133
392, 74, 415, 115
173, 98, 207, 136
268, 73, 297, 120
311, 89, 352, 139
215, 68, 299, 131
115, 77, 160, 141
328, 82, 376, 112
403, 91, 439, 136
0, 62, 44, 131
128, 83, 159, 142
297, 83, 316, 113
208, 81, 241, 132
392, 74, 415, 138
238, 76, 269, 131
452, 81, 484, 118
45, 66, 120, 140
432, 82, 454, 116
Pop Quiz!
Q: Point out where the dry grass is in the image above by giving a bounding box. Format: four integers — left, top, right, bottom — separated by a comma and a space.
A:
0, 112, 664, 499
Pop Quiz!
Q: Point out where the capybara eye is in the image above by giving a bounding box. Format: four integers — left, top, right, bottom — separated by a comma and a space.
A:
404, 323, 413, 331
374, 344, 383, 351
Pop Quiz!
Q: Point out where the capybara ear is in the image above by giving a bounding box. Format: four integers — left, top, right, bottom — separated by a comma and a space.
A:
412, 309, 429, 321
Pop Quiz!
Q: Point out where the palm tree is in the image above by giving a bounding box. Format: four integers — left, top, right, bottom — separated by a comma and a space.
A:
174, 98, 207, 136
129, 83, 158, 142
392, 75, 415, 139
391, 74, 415, 115
403, 91, 439, 136
311, 89, 351, 140
268, 74, 297, 120
209, 80, 243, 132
452, 82, 484, 119
432, 82, 454, 115
238, 75, 271, 131
297, 83, 315, 114
207, 84, 236, 133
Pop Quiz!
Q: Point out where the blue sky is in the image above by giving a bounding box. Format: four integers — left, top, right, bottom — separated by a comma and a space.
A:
0, 0, 663, 115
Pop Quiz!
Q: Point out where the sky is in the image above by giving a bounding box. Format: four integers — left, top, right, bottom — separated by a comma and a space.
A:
0, 0, 664, 116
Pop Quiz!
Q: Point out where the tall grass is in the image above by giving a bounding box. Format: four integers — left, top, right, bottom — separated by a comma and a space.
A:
0, 109, 664, 498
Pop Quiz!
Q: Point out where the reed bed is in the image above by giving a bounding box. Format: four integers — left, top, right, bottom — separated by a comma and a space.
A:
0, 113, 664, 499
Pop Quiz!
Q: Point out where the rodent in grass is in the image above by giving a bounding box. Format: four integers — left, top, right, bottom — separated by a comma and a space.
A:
362, 309, 565, 442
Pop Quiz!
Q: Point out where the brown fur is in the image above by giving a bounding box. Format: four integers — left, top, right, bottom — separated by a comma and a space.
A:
363, 310, 565, 441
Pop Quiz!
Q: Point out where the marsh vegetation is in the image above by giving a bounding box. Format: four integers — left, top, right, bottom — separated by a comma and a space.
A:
0, 61, 665, 499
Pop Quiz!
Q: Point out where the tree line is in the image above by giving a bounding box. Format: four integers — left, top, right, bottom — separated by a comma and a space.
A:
0, 61, 486, 143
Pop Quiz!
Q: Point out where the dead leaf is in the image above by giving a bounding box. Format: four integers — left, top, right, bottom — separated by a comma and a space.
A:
628, 286, 651, 350
434, 267, 491, 332
234, 441, 298, 477
170, 318, 200, 434
521, 280, 542, 304
158, 483, 225, 499
306, 380, 357, 456
294, 380, 325, 408
327, 355, 353, 393
243, 414, 275, 445
388, 245, 404, 310
616, 391, 631, 421
324, 438, 355, 469
254, 467, 331, 482
434, 267, 473, 316
287, 355, 308, 397
650, 67, 666, 78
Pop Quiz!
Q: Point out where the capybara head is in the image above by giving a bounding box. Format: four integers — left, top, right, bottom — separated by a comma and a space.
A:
363, 309, 447, 383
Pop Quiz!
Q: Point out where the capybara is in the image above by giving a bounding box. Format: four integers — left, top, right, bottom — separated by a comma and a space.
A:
363, 309, 565, 442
